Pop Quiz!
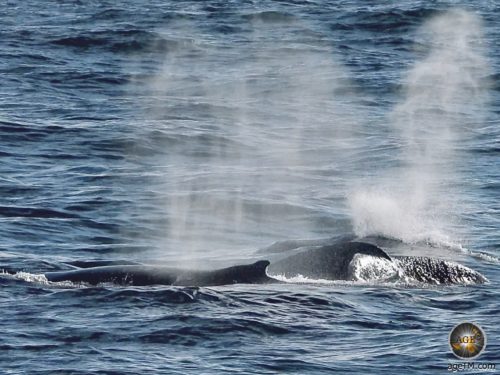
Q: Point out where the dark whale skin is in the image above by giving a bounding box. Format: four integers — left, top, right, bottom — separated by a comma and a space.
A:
267, 241, 392, 280
45, 260, 274, 286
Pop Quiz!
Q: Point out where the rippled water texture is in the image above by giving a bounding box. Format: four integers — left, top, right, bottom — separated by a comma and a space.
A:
1, 1, 499, 374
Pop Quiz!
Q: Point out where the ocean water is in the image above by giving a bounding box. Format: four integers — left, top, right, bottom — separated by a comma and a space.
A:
1, 1, 499, 373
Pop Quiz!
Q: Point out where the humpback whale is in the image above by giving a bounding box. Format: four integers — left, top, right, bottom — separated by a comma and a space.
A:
20, 241, 484, 287
44, 260, 274, 287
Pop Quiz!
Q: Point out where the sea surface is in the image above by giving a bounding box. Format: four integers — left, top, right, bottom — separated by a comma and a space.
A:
1, 1, 499, 374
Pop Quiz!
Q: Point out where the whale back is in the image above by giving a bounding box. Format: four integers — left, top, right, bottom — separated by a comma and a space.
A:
267, 241, 391, 280
45, 260, 273, 287
45, 265, 177, 285
174, 260, 273, 286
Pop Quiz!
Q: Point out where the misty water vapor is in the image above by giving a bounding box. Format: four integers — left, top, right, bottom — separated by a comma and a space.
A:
132, 9, 491, 261
141, 18, 360, 262
349, 9, 490, 246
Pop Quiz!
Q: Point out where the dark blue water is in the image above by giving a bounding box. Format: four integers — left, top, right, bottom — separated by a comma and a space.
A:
1, 1, 499, 373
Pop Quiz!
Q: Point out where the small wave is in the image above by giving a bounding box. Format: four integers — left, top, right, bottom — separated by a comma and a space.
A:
51, 30, 178, 54
92, 8, 129, 21
242, 11, 297, 23
38, 71, 129, 87
337, 7, 438, 33
52, 36, 109, 48
139, 316, 289, 344
459, 248, 500, 264
0, 206, 79, 219
103, 287, 215, 304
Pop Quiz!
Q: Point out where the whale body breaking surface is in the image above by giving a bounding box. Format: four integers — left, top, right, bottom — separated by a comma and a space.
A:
34, 241, 488, 287
44, 260, 274, 286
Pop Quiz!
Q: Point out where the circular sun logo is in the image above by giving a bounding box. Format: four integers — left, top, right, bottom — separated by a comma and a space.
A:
449, 322, 486, 359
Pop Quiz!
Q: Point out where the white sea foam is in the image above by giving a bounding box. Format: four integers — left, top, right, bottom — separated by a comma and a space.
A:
1, 270, 85, 288
349, 254, 402, 282
9, 271, 49, 284
269, 273, 338, 285
460, 248, 500, 264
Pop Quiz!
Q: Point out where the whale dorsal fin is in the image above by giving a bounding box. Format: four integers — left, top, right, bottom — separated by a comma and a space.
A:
250, 260, 278, 283
250, 260, 271, 278
253, 260, 270, 269
349, 242, 392, 261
